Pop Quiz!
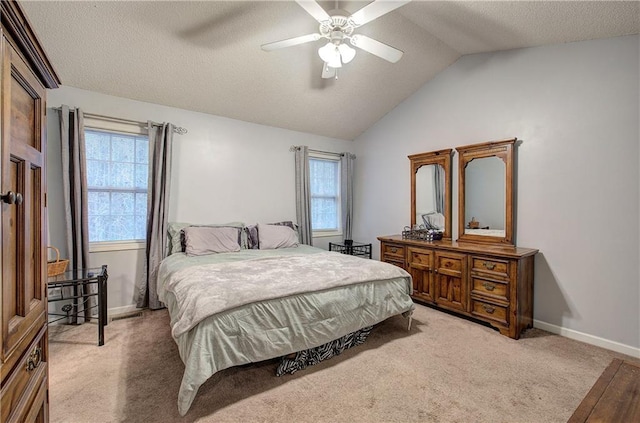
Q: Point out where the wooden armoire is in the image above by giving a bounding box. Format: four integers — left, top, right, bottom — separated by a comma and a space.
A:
1, 1, 60, 421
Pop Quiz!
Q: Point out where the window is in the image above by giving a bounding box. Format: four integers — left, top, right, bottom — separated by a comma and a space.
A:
309, 155, 341, 235
85, 129, 148, 243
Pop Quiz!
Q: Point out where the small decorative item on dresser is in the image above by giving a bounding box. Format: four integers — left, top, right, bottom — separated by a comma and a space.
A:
402, 225, 443, 241
47, 246, 69, 277
467, 217, 480, 229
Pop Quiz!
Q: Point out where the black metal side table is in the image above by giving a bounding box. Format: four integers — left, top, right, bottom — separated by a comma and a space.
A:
329, 241, 372, 259
47, 265, 108, 346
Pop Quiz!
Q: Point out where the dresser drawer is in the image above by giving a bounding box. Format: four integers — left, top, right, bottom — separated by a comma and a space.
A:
471, 276, 509, 303
382, 243, 405, 260
1, 328, 48, 423
471, 298, 508, 326
471, 256, 510, 279
407, 247, 432, 269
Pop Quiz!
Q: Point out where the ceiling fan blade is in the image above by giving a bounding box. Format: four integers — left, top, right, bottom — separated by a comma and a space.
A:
321, 63, 336, 79
350, 0, 411, 27
350, 34, 403, 63
295, 0, 331, 23
261, 33, 321, 51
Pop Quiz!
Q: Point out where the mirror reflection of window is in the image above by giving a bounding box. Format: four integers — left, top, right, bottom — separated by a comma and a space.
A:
465, 156, 505, 232
415, 164, 445, 229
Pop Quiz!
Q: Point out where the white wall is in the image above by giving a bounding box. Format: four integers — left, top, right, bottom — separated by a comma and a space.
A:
353, 35, 640, 354
46, 86, 354, 314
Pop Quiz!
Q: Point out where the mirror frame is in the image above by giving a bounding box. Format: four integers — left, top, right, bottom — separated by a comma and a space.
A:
456, 138, 516, 246
409, 148, 453, 240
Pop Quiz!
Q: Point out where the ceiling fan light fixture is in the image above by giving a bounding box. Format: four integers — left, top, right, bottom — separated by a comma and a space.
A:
318, 42, 342, 68
338, 43, 356, 64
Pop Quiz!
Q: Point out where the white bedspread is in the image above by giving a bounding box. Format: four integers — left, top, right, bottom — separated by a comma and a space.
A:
159, 251, 409, 338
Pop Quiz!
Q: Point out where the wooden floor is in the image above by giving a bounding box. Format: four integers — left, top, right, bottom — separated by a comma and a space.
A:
568, 358, 640, 422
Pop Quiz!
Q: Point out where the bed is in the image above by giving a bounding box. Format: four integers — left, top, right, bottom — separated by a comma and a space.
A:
157, 228, 414, 416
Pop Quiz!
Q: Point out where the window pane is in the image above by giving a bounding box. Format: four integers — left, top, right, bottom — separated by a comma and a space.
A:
135, 193, 147, 216
108, 216, 135, 241
110, 162, 134, 188
85, 131, 111, 160
135, 216, 147, 240
310, 159, 338, 196
88, 191, 110, 216
135, 164, 148, 189
111, 192, 134, 215
136, 138, 148, 164
86, 160, 109, 188
111, 135, 135, 162
85, 129, 149, 242
89, 215, 110, 243
312, 197, 338, 230
309, 157, 340, 231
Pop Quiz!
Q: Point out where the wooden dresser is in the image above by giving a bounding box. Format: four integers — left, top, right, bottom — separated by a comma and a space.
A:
378, 235, 538, 339
1, 1, 60, 422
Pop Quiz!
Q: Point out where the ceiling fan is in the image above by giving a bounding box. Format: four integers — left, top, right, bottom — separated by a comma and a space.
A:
261, 0, 410, 79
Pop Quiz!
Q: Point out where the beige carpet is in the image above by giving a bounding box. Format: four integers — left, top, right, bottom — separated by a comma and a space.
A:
48, 304, 633, 422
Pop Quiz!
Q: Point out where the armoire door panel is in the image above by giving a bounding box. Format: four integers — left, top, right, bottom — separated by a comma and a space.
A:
1, 38, 47, 363
29, 165, 43, 306
10, 74, 37, 150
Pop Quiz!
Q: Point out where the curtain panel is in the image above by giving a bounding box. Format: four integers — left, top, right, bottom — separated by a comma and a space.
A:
59, 105, 90, 270
58, 105, 91, 321
294, 146, 313, 245
137, 122, 174, 310
340, 153, 355, 240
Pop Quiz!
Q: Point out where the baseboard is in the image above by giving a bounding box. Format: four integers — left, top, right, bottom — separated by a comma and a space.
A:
534, 319, 640, 359
107, 304, 141, 320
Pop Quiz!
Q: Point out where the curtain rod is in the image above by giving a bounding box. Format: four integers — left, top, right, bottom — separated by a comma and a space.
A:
289, 145, 356, 159
52, 107, 188, 135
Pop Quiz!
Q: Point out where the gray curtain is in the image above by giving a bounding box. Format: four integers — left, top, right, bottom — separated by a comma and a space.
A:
340, 153, 355, 240
59, 105, 90, 269
59, 105, 90, 321
434, 164, 445, 214
294, 146, 313, 245
137, 122, 173, 309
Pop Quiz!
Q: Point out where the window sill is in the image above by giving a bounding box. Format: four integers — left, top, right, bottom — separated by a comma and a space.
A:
89, 241, 145, 253
312, 231, 343, 239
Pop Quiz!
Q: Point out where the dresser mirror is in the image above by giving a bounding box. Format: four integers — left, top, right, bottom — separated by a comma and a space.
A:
409, 148, 452, 240
457, 138, 516, 246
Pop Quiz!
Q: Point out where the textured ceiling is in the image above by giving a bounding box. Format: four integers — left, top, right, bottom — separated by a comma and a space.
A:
21, 1, 640, 140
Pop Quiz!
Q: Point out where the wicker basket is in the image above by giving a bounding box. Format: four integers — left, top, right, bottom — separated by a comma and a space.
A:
47, 246, 69, 277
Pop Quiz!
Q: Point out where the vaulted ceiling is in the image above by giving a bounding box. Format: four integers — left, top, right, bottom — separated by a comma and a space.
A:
21, 1, 640, 140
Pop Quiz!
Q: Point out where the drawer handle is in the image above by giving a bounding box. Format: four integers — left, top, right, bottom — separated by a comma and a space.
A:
482, 304, 495, 314
390, 247, 398, 253
482, 282, 496, 291
26, 346, 42, 372
484, 262, 495, 270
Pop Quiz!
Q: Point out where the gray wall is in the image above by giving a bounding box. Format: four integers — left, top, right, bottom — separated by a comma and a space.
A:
353, 35, 640, 355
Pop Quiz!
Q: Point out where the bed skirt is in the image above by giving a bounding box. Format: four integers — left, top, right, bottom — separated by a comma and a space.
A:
276, 326, 374, 376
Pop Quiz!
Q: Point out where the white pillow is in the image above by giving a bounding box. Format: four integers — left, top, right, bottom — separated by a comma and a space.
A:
183, 226, 241, 256
257, 223, 299, 249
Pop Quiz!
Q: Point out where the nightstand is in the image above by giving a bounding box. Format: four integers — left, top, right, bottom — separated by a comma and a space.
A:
47, 265, 108, 346
329, 241, 372, 259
